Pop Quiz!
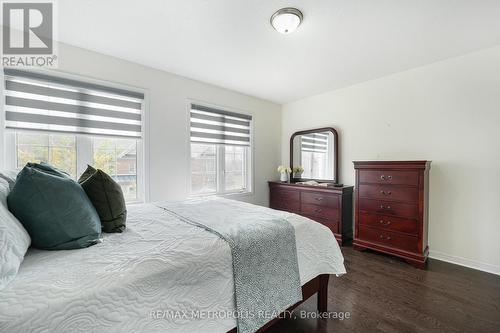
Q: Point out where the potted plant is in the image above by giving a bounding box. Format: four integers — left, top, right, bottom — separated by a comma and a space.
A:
277, 165, 291, 182
292, 166, 304, 179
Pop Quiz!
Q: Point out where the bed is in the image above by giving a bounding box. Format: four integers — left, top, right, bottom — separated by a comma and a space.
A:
0, 198, 346, 333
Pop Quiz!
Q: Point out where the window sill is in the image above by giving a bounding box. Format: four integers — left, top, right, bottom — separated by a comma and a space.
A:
189, 190, 253, 200
125, 199, 145, 206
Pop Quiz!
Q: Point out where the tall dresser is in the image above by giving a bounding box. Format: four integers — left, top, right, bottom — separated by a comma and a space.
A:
269, 181, 354, 245
353, 161, 430, 268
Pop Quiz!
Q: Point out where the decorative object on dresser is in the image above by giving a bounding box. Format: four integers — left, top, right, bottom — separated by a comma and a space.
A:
269, 182, 353, 245
292, 166, 304, 179
353, 161, 431, 269
277, 165, 292, 182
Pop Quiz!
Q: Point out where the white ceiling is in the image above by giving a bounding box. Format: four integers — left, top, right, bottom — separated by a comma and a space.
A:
57, 0, 500, 104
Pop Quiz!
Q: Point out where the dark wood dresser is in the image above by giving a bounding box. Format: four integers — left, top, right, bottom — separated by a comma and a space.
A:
353, 161, 430, 268
268, 181, 354, 245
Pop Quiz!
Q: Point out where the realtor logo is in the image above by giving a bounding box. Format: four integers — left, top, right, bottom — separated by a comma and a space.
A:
1, 0, 57, 67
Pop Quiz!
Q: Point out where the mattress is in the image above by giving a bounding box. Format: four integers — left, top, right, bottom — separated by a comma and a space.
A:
0, 198, 346, 333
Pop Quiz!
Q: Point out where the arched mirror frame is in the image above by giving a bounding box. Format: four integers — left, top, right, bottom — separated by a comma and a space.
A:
290, 127, 339, 183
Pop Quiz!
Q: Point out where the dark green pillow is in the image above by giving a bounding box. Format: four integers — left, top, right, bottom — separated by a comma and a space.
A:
7, 162, 101, 250
78, 165, 127, 233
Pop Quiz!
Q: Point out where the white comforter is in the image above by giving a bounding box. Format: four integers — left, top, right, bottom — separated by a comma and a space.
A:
0, 199, 345, 333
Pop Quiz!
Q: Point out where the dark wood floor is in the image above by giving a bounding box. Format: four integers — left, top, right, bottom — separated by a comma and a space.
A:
268, 246, 500, 333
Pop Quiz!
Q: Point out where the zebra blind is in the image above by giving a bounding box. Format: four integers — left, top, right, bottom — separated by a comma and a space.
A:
301, 132, 328, 152
190, 104, 251, 146
3, 69, 144, 138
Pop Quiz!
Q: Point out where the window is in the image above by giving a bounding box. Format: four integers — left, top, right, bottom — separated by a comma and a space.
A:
224, 145, 247, 191
12, 132, 140, 201
191, 143, 217, 194
190, 104, 252, 195
16, 132, 77, 179
4, 69, 144, 202
93, 137, 137, 200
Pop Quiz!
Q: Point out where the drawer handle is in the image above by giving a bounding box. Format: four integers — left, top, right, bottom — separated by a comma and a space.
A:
379, 220, 392, 225
380, 175, 393, 181
380, 190, 392, 195
314, 197, 323, 201
379, 235, 392, 241
379, 205, 392, 210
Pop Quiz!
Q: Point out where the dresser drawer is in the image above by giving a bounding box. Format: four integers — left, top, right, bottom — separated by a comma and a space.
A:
358, 226, 418, 252
270, 188, 300, 212
302, 214, 339, 233
301, 191, 339, 208
358, 184, 418, 203
359, 199, 418, 218
359, 170, 419, 186
301, 203, 339, 220
358, 213, 419, 235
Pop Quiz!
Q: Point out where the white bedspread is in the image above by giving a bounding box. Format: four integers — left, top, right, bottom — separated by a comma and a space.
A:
0, 199, 345, 333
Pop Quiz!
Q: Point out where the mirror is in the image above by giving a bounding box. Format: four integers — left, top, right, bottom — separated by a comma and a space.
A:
290, 127, 338, 183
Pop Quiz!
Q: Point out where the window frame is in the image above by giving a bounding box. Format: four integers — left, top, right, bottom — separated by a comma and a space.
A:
187, 101, 254, 198
1, 69, 148, 204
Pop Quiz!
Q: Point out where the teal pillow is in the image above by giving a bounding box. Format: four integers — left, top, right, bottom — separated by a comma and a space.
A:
7, 163, 101, 250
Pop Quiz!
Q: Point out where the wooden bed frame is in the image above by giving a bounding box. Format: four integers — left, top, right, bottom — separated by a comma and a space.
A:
227, 274, 330, 333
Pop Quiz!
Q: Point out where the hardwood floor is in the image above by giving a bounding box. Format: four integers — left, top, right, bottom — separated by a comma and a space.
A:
268, 246, 500, 333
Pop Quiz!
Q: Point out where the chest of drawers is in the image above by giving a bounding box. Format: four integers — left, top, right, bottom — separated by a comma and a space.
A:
353, 161, 431, 268
268, 181, 354, 245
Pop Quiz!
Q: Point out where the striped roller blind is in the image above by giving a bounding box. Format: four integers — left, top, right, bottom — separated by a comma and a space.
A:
190, 104, 252, 146
3, 69, 144, 138
301, 132, 329, 152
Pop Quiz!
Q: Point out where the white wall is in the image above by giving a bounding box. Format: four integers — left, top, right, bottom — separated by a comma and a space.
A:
1, 42, 282, 206
282, 46, 500, 274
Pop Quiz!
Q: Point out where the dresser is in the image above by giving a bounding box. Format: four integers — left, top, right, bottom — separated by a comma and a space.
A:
353, 161, 430, 268
268, 181, 354, 245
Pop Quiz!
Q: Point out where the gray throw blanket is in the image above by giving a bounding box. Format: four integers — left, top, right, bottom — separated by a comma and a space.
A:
155, 198, 302, 333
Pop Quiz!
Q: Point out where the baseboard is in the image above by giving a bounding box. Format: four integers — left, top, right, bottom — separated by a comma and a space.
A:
429, 250, 500, 276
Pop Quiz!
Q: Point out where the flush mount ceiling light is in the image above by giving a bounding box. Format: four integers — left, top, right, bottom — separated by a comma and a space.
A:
270, 8, 303, 34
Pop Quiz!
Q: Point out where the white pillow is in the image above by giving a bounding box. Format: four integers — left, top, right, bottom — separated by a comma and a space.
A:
0, 177, 31, 291
0, 169, 18, 190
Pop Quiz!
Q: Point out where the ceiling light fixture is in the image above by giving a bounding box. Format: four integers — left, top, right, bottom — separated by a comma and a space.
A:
270, 8, 303, 34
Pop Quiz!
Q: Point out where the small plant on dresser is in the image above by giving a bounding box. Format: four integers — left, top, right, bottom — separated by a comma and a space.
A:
277, 165, 291, 182
353, 161, 431, 269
